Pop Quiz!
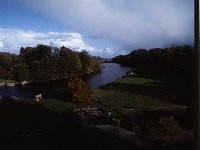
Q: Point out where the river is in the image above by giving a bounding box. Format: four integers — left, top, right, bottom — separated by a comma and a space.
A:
0, 63, 132, 99
83, 63, 132, 89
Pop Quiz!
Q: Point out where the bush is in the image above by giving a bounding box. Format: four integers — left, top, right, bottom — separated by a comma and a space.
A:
144, 116, 182, 140
120, 116, 134, 131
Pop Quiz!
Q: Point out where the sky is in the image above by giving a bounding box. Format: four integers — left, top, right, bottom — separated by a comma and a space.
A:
0, 0, 194, 58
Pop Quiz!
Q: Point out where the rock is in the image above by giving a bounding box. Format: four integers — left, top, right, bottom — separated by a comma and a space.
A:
21, 80, 29, 86
35, 94, 42, 102
5, 83, 15, 87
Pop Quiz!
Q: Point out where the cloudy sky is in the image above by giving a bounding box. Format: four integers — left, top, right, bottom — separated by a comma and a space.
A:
0, 0, 194, 58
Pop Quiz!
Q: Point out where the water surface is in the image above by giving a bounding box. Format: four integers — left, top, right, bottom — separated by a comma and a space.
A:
83, 63, 132, 89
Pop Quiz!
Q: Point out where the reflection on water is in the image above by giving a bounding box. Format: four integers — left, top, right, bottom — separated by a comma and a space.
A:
0, 80, 66, 99
0, 63, 132, 99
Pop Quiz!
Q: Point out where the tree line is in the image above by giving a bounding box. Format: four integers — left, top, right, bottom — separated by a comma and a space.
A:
112, 45, 194, 73
112, 45, 195, 85
0, 44, 101, 82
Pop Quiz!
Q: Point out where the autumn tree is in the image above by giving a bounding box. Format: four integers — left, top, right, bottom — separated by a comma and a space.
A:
65, 75, 91, 103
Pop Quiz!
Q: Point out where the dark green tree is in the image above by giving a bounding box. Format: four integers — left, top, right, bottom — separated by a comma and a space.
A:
79, 50, 90, 74
15, 62, 30, 81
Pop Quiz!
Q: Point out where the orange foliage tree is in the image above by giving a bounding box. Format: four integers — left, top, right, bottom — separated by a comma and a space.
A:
65, 75, 91, 103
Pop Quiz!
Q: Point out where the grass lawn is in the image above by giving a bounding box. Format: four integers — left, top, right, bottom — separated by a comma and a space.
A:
39, 98, 117, 115
39, 99, 85, 114
92, 75, 177, 114
0, 79, 19, 83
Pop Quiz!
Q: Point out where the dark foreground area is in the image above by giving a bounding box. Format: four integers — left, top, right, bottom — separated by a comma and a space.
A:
0, 100, 195, 150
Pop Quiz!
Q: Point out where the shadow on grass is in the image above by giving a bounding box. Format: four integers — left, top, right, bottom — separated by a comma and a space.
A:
0, 98, 194, 150
0, 99, 83, 150
0, 100, 60, 136
135, 73, 195, 105
0, 99, 141, 150
0, 100, 139, 150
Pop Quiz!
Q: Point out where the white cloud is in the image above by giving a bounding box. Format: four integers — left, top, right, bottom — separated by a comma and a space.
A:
0, 28, 119, 58
19, 0, 194, 50
89, 47, 128, 58
103, 48, 114, 55
0, 28, 96, 54
0, 41, 4, 48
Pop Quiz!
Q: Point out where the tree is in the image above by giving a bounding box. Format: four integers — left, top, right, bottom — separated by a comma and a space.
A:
30, 59, 52, 82
15, 62, 30, 81
79, 50, 90, 74
0, 52, 18, 80
65, 75, 91, 103
59, 47, 83, 76
59, 47, 72, 77
67, 52, 82, 75
0, 45, 101, 82
144, 116, 182, 140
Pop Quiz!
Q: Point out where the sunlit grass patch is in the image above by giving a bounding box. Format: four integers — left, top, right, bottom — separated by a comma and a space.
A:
0, 79, 19, 83
115, 76, 157, 85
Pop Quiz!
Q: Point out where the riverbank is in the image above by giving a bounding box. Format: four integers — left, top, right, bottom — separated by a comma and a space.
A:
0, 72, 190, 116
0, 79, 20, 86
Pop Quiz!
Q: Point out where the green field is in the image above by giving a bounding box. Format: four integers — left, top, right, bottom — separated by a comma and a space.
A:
92, 75, 177, 113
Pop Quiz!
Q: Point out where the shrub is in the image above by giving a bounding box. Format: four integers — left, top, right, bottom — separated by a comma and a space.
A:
144, 116, 182, 140
120, 116, 134, 131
